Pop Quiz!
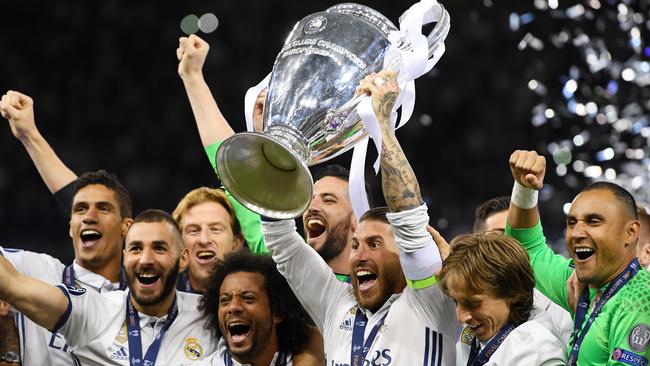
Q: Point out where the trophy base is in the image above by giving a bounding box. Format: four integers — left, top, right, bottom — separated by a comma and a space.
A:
216, 132, 313, 219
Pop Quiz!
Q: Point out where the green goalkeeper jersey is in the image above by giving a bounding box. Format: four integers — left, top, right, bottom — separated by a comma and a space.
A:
506, 221, 650, 366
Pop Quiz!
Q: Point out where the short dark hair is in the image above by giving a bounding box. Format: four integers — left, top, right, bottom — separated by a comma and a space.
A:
200, 251, 310, 354
74, 170, 133, 218
473, 196, 510, 233
313, 164, 373, 207
439, 233, 535, 325
132, 209, 182, 250
359, 206, 389, 225
582, 182, 638, 220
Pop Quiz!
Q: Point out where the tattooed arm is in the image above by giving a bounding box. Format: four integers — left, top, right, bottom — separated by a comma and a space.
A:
356, 70, 423, 212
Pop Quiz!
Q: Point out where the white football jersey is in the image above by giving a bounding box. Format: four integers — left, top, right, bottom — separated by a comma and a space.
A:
1, 246, 119, 366
55, 287, 218, 365
199, 337, 293, 366
263, 219, 459, 366
533, 288, 573, 344
456, 306, 567, 366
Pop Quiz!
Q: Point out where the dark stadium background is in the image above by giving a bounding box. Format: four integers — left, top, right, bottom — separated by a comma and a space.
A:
4, 0, 628, 262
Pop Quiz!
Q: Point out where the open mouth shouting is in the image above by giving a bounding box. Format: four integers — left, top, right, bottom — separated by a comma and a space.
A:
574, 247, 596, 261
79, 229, 103, 248
135, 271, 161, 289
306, 216, 327, 240
195, 250, 217, 265
226, 320, 252, 347
356, 269, 378, 292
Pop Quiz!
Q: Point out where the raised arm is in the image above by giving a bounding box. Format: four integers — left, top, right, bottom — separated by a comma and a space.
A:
177, 34, 235, 147
506, 150, 573, 311
357, 71, 423, 212
0, 91, 77, 193
356, 71, 455, 333
0, 256, 68, 331
262, 219, 350, 329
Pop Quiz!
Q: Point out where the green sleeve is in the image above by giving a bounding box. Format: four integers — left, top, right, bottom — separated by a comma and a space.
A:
204, 142, 268, 254
505, 220, 573, 313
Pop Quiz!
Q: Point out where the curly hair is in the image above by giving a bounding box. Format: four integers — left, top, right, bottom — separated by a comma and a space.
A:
200, 250, 310, 354
439, 233, 535, 325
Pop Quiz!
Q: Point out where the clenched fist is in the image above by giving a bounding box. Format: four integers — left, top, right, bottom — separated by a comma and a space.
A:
355, 70, 399, 127
509, 150, 546, 190
0, 90, 37, 141
177, 34, 209, 79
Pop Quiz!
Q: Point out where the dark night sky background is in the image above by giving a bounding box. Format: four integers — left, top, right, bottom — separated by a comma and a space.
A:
4, 0, 641, 263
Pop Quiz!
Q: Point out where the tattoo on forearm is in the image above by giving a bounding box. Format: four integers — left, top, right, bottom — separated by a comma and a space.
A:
377, 92, 398, 118
380, 136, 423, 212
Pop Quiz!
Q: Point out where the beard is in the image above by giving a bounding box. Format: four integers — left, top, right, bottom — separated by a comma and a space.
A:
316, 215, 352, 264
352, 257, 406, 312
129, 259, 181, 307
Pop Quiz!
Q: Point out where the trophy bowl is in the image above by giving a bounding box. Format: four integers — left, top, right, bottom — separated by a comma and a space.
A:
217, 3, 449, 218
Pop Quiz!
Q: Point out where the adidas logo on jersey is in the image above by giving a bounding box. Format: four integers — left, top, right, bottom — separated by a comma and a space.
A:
339, 318, 353, 331
110, 346, 128, 361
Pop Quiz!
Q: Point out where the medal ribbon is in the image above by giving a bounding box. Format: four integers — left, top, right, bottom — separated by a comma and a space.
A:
125, 292, 179, 366
466, 322, 516, 366
567, 258, 640, 366
350, 309, 389, 366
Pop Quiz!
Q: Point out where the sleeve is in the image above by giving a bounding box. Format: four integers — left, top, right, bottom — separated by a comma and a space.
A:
607, 282, 650, 365
53, 180, 76, 216
386, 205, 458, 337
386, 204, 441, 284
205, 142, 268, 254
262, 219, 350, 329
55, 285, 120, 349
505, 221, 574, 313
0, 246, 65, 283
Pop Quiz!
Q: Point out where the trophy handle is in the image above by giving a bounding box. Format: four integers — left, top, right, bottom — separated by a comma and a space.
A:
326, 3, 451, 127
398, 2, 450, 60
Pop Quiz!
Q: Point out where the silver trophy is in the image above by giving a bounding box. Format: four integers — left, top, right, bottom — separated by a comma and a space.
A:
217, 2, 450, 218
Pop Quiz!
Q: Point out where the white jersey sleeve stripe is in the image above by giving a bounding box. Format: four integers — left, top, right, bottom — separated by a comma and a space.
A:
51, 285, 72, 334
17, 312, 26, 363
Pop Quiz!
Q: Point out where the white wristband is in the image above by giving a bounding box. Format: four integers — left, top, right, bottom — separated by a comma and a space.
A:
511, 181, 539, 209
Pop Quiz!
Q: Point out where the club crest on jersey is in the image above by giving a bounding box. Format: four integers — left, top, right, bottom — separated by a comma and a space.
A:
461, 326, 474, 345
115, 322, 128, 344
184, 337, 203, 360
65, 285, 86, 296
629, 324, 650, 353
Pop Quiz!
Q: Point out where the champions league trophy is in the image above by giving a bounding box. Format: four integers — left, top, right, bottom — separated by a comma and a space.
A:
217, 2, 450, 218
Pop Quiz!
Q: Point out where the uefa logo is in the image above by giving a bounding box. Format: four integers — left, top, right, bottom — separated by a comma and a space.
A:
304, 16, 327, 34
